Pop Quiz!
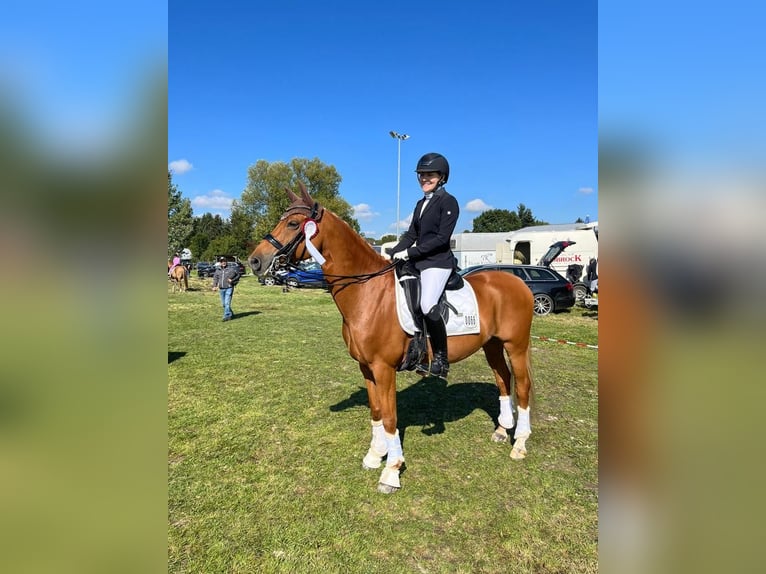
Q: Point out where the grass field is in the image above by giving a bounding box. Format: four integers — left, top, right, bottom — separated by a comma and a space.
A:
168, 274, 598, 573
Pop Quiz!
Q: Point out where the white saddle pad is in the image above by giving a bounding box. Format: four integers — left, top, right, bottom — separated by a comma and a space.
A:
394, 275, 480, 336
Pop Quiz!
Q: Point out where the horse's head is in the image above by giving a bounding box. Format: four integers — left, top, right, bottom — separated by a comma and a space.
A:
248, 181, 325, 276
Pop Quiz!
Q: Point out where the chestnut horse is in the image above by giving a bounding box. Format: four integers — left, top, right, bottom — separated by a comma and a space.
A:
168, 260, 188, 293
249, 182, 534, 493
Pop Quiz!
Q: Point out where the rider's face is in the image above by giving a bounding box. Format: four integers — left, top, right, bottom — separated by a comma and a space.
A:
418, 172, 440, 193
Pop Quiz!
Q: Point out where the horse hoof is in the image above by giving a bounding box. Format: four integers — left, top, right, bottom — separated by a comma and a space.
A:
491, 430, 508, 443
510, 447, 527, 460
377, 482, 400, 494
362, 461, 381, 470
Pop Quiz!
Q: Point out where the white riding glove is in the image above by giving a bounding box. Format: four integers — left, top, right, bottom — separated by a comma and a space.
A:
392, 251, 409, 261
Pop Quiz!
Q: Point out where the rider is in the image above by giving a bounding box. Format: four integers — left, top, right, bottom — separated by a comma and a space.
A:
168, 252, 181, 276
388, 152, 459, 378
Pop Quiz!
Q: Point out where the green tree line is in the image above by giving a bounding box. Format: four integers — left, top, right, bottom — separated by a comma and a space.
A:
168, 157, 566, 262
167, 158, 358, 262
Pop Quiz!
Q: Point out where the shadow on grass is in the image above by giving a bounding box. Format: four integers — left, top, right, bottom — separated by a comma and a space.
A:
329, 378, 500, 445
168, 351, 186, 364
233, 310, 262, 319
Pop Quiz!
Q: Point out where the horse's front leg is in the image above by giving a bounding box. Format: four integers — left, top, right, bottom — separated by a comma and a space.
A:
360, 364, 387, 470
359, 362, 403, 494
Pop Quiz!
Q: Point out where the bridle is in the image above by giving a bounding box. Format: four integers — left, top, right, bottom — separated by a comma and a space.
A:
262, 201, 397, 291
262, 201, 322, 265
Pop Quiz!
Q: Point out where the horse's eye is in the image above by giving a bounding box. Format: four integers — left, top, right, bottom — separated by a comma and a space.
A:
287, 220, 300, 230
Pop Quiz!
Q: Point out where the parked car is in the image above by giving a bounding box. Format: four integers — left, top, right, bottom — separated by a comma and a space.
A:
537, 240, 591, 302
283, 260, 327, 289
214, 256, 247, 276
258, 269, 288, 286
196, 261, 216, 278
458, 264, 575, 316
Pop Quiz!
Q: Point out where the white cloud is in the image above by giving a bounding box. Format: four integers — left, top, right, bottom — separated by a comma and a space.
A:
465, 199, 493, 212
191, 189, 234, 212
168, 159, 193, 174
390, 213, 412, 232
353, 203, 378, 221
578, 187, 595, 195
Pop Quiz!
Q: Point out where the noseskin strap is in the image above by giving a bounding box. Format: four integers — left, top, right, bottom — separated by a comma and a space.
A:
263, 233, 284, 250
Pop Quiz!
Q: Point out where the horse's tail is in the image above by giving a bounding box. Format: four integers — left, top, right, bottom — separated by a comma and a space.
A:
183, 269, 188, 290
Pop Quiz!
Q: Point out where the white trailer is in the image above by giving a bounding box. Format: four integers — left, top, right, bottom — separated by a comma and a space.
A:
497, 221, 598, 277
381, 221, 599, 277
451, 232, 502, 268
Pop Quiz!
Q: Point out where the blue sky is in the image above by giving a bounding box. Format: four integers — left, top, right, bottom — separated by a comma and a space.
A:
169, 0, 597, 238
1, 1, 166, 158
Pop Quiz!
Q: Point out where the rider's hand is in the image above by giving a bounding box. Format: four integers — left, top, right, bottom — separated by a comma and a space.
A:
392, 251, 409, 261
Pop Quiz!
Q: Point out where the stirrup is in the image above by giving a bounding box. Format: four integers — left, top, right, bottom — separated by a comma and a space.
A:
399, 331, 425, 372
428, 358, 449, 379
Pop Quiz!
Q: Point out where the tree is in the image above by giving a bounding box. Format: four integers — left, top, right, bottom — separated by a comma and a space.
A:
202, 235, 241, 263
378, 234, 398, 244
228, 201, 257, 256
240, 157, 359, 243
516, 203, 541, 228
472, 209, 520, 232
187, 232, 211, 261
192, 213, 228, 239
168, 171, 193, 256
472, 204, 547, 233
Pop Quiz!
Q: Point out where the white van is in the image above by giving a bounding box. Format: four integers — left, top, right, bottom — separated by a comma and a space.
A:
497, 221, 598, 277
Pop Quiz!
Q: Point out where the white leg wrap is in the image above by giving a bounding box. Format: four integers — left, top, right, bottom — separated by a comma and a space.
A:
385, 430, 404, 467
379, 465, 401, 489
514, 406, 531, 439
378, 430, 404, 490
498, 395, 515, 429
363, 420, 387, 469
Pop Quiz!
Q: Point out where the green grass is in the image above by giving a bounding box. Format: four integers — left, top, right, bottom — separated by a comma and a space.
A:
169, 275, 598, 573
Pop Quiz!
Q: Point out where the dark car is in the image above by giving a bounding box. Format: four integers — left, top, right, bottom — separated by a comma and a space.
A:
537, 240, 591, 302
215, 256, 247, 276
196, 261, 216, 278
283, 260, 327, 289
459, 264, 575, 316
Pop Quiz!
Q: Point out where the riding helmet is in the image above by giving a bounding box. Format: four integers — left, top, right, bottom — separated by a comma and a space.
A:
415, 152, 449, 184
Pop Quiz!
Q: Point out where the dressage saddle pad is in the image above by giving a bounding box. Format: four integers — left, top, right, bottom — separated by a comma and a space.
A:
394, 275, 480, 336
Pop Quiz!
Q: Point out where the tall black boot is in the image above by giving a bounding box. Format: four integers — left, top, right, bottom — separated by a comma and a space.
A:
398, 278, 426, 372
419, 307, 449, 378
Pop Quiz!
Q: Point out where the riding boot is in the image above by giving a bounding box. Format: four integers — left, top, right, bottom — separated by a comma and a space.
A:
417, 307, 450, 378
398, 278, 426, 372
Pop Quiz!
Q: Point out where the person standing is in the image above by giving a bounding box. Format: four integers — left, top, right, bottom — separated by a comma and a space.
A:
388, 152, 459, 378
586, 257, 598, 294
211, 257, 242, 321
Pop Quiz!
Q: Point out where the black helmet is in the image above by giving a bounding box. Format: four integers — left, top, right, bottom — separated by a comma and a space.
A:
415, 153, 449, 184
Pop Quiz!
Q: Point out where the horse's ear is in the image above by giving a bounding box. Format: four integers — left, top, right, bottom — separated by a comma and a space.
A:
286, 188, 300, 204
297, 180, 313, 206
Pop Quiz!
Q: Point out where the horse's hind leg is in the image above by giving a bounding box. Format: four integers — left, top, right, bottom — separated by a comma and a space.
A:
482, 339, 516, 443
506, 343, 533, 460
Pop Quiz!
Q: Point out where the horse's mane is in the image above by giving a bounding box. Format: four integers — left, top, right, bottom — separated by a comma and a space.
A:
325, 209, 389, 269
285, 181, 390, 273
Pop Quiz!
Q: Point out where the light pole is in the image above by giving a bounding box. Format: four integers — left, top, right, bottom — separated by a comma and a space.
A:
389, 131, 410, 238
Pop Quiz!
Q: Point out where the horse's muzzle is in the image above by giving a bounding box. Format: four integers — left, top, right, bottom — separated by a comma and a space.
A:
249, 255, 263, 274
